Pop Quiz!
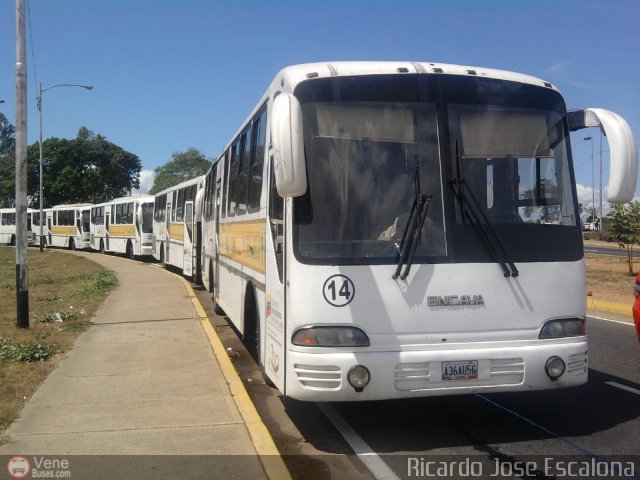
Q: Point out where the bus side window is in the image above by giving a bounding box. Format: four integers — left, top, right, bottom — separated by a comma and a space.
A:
228, 140, 241, 217
237, 127, 251, 216
203, 173, 210, 221
116, 204, 123, 224
248, 108, 267, 212
172, 191, 178, 222
221, 151, 230, 218
176, 188, 185, 222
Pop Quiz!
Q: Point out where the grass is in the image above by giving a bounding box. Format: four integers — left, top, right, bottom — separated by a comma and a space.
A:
585, 252, 636, 305
0, 246, 117, 439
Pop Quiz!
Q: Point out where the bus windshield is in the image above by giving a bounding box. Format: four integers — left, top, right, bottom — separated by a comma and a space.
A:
294, 74, 581, 266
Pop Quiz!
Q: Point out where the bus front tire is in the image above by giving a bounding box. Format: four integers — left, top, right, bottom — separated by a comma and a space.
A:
244, 287, 275, 388
99, 239, 105, 254
126, 241, 134, 260
69, 238, 76, 251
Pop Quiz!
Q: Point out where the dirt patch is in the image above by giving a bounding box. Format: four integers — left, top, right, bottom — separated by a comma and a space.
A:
585, 253, 635, 305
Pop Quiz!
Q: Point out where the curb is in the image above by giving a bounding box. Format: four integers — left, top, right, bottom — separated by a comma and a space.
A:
170, 272, 291, 480
587, 298, 632, 316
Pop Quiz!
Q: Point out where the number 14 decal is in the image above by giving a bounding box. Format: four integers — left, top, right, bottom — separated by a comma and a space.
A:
323, 275, 355, 307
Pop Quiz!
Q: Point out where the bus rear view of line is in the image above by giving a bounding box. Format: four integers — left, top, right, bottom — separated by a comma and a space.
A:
152, 176, 205, 280
90, 195, 154, 258
45, 204, 92, 250
1, 208, 36, 246
202, 62, 638, 401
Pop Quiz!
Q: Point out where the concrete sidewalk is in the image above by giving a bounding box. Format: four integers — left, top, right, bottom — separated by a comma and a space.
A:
0, 252, 286, 479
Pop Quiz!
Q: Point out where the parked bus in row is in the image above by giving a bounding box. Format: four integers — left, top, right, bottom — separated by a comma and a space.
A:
200, 61, 637, 401
0, 208, 35, 245
90, 195, 154, 259
44, 204, 92, 250
152, 175, 205, 280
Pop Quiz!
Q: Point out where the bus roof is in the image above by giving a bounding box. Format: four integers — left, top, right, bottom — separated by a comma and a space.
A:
50, 203, 93, 209
154, 175, 205, 197
213, 60, 561, 163
272, 61, 559, 94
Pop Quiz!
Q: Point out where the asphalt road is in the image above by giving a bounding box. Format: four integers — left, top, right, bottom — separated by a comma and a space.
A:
195, 286, 640, 480
584, 244, 640, 258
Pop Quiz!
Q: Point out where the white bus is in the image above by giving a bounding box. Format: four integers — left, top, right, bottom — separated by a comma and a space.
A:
90, 195, 154, 258
1, 208, 35, 245
45, 204, 92, 250
152, 176, 205, 279
30, 209, 46, 248
201, 62, 638, 402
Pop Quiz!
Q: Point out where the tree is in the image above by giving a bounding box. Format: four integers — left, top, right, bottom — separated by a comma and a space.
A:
0, 113, 15, 157
149, 148, 210, 194
25, 127, 142, 207
0, 113, 17, 207
606, 201, 640, 275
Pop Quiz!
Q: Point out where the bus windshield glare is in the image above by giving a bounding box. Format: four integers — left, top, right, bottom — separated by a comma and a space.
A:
293, 74, 581, 266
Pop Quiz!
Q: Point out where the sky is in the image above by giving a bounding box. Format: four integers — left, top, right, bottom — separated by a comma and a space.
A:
0, 0, 638, 211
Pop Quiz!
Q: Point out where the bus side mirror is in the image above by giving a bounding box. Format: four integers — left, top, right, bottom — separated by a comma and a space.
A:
271, 93, 307, 198
137, 206, 143, 226
569, 108, 638, 204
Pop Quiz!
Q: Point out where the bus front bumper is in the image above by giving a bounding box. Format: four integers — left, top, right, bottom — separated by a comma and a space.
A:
285, 340, 588, 401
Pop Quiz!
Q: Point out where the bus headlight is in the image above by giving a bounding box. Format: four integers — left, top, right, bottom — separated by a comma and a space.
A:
348, 365, 370, 391
292, 326, 370, 347
539, 318, 585, 339
545, 356, 566, 380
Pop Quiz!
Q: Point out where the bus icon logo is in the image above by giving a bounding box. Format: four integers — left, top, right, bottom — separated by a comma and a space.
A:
7, 456, 30, 479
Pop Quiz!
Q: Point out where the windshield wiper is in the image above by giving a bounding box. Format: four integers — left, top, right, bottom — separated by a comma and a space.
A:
450, 143, 519, 278
393, 156, 432, 280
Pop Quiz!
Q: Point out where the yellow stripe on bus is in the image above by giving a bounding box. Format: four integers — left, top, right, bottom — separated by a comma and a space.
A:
220, 220, 266, 274
169, 223, 184, 242
50, 226, 76, 236
108, 225, 135, 237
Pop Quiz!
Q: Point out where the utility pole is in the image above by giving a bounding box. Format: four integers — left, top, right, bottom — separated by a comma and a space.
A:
599, 130, 603, 240
584, 136, 594, 227
15, 0, 29, 328
38, 83, 43, 252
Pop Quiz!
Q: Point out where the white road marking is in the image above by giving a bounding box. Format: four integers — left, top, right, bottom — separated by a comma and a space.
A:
606, 381, 640, 396
587, 315, 635, 326
318, 403, 400, 480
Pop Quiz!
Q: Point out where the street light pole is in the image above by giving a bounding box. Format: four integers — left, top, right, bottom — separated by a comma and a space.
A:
599, 131, 603, 239
37, 83, 93, 252
584, 136, 594, 228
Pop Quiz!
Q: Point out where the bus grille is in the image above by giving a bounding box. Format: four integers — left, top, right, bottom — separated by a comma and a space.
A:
394, 358, 525, 391
293, 364, 341, 390
567, 351, 588, 376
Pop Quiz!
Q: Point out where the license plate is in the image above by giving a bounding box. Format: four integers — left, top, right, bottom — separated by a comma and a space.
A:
442, 360, 478, 381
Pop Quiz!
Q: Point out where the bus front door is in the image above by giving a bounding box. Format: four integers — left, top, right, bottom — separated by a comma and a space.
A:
183, 201, 194, 277
264, 186, 286, 392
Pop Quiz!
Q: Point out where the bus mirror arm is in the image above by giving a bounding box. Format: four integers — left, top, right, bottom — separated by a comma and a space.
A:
272, 93, 308, 198
568, 108, 638, 204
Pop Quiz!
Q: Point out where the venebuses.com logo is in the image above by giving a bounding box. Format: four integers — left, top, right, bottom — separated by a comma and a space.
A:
6, 456, 71, 479
6, 456, 30, 479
